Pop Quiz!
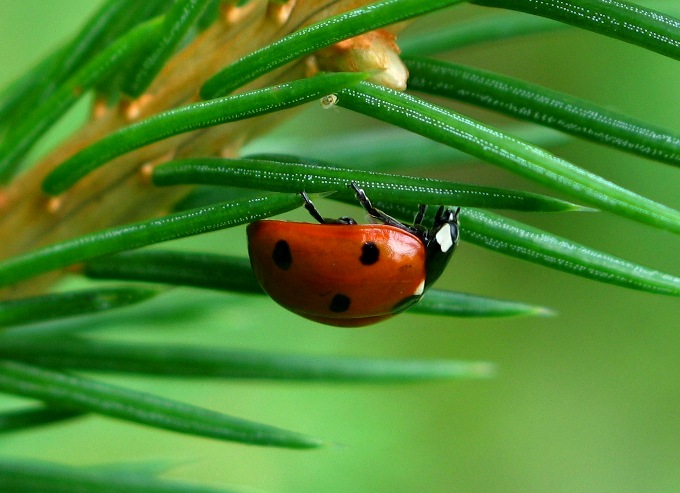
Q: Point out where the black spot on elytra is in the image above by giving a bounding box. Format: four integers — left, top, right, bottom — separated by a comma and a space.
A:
392, 295, 421, 314
329, 294, 351, 313
360, 242, 379, 265
272, 240, 292, 270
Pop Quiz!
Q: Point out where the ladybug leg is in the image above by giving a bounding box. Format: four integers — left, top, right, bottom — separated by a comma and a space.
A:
301, 191, 357, 225
301, 191, 327, 224
349, 182, 411, 230
433, 205, 445, 226
413, 204, 428, 226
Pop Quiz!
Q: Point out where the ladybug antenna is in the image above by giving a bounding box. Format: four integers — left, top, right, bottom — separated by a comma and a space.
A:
433, 206, 461, 227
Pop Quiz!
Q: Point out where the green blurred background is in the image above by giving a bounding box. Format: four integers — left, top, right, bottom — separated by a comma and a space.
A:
0, 1, 678, 492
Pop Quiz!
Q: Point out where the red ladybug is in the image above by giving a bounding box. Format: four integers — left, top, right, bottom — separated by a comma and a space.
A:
247, 183, 460, 327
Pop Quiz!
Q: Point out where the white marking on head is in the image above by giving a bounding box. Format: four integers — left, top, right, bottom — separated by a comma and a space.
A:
435, 223, 454, 252
413, 279, 425, 296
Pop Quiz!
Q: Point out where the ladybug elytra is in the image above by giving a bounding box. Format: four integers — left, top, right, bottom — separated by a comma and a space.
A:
247, 183, 460, 327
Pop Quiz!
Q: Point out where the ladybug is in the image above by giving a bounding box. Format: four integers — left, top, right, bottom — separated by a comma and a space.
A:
247, 183, 460, 327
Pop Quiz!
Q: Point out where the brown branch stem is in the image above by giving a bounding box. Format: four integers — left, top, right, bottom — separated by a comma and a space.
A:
0, 0, 407, 299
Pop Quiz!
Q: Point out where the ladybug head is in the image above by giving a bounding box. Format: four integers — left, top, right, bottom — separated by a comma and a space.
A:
423, 206, 460, 288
